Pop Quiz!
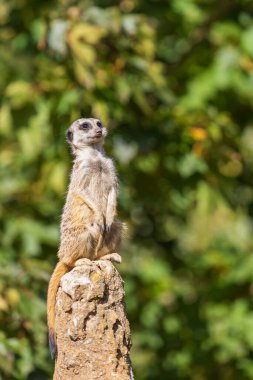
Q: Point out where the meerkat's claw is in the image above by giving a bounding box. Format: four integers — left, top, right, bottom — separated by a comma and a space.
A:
74, 258, 92, 267
100, 253, 122, 264
100, 225, 106, 234
105, 224, 112, 233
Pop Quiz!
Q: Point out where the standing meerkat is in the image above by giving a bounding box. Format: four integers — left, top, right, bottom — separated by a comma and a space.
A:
47, 118, 123, 359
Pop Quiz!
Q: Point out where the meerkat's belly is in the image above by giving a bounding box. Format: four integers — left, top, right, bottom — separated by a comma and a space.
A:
87, 159, 115, 209
90, 172, 113, 210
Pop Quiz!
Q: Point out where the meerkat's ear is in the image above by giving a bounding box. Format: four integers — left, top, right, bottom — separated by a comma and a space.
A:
66, 129, 73, 143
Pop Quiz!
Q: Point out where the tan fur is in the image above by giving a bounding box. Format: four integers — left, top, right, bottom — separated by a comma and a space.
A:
47, 118, 123, 359
47, 262, 71, 359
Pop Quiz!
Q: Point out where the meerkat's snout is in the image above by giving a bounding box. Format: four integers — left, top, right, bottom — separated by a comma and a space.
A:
96, 129, 102, 137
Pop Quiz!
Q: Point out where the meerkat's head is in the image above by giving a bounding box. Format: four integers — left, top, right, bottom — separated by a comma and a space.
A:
66, 118, 107, 153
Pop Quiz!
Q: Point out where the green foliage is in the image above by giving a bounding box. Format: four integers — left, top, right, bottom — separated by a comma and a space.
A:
1, 0, 253, 379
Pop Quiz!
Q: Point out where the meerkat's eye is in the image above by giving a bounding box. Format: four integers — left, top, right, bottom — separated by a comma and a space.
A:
97, 121, 103, 128
79, 122, 89, 130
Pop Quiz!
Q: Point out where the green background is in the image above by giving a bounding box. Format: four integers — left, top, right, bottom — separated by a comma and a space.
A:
1, 0, 253, 379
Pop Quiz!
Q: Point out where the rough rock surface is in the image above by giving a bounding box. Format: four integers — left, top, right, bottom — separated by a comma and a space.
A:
53, 260, 134, 380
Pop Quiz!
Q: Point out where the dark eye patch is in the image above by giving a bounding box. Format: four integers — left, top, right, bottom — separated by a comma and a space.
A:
66, 130, 73, 142
79, 122, 90, 130
97, 121, 102, 128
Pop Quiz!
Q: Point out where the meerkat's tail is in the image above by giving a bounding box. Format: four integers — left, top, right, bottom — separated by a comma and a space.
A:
47, 261, 71, 359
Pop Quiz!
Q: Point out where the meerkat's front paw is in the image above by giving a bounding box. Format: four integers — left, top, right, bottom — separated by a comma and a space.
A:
90, 221, 105, 234
100, 253, 122, 264
74, 258, 92, 267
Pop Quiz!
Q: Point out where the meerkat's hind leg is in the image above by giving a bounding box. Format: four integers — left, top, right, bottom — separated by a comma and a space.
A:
100, 253, 122, 264
74, 258, 92, 266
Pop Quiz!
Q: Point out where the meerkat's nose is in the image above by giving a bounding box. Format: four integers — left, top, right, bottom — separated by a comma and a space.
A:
96, 129, 102, 136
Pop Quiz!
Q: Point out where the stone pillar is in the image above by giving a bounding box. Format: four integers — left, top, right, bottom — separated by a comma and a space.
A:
53, 260, 134, 380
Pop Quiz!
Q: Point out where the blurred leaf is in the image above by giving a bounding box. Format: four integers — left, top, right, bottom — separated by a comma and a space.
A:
5, 81, 36, 108
242, 26, 253, 58
178, 153, 208, 177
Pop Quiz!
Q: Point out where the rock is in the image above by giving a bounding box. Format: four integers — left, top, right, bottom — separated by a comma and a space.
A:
53, 260, 134, 380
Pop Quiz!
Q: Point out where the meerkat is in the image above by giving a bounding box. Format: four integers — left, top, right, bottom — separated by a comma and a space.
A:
47, 118, 123, 359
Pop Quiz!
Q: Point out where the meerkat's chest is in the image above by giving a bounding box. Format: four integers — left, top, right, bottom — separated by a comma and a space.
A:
85, 158, 115, 187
